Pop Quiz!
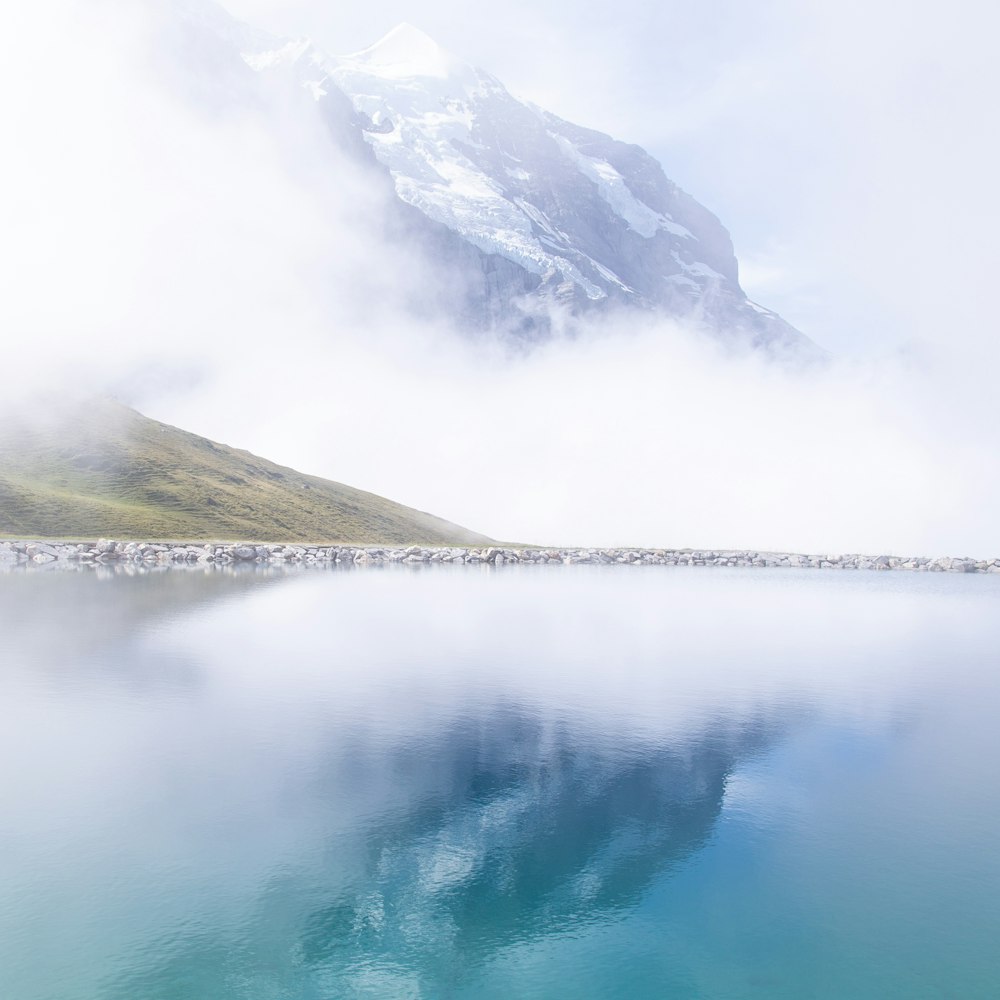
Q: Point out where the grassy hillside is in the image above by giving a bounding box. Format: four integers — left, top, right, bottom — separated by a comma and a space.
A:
0, 399, 491, 545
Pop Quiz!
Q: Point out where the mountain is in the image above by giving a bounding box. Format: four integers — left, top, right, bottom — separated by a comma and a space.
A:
172, 4, 820, 356
0, 399, 490, 545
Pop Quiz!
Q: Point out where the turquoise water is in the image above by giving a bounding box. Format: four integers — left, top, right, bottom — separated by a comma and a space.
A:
1, 565, 998, 999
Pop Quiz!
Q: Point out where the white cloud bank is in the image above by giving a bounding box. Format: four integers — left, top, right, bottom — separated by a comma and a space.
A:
1, 0, 997, 556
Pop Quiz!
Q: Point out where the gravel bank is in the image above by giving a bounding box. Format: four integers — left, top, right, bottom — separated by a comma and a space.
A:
2, 539, 998, 573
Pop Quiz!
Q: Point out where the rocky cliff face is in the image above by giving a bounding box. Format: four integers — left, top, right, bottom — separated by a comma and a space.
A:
176, 6, 820, 356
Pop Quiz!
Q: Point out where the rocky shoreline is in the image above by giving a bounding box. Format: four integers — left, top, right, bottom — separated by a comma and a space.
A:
1, 539, 998, 574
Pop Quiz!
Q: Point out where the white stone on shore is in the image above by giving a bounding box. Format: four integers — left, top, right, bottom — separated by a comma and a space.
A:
1, 540, 998, 577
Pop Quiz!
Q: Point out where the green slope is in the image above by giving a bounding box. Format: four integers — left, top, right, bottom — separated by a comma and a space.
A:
0, 399, 491, 545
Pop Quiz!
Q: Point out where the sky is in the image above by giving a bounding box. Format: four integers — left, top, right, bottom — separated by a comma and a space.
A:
1, 0, 998, 555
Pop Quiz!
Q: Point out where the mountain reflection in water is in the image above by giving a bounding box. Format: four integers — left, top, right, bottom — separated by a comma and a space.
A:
300, 710, 775, 964
106, 704, 779, 998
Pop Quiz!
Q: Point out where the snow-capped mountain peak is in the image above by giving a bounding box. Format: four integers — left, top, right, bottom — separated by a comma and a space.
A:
347, 23, 465, 81
180, 2, 818, 355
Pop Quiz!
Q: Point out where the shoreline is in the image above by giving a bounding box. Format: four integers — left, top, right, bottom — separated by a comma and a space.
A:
2, 539, 998, 574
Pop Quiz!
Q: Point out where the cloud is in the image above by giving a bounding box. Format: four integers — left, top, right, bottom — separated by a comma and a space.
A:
155, 303, 1000, 555
2, 0, 998, 557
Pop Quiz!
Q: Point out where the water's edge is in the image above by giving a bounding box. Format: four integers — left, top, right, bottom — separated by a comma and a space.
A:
3, 539, 997, 573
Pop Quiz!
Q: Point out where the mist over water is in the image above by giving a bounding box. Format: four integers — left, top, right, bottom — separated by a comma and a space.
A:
1, 565, 999, 998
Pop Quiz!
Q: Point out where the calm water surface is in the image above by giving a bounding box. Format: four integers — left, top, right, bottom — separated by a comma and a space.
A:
0, 565, 998, 999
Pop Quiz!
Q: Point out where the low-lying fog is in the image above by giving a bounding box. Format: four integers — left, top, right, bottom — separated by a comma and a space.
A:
2, 0, 998, 556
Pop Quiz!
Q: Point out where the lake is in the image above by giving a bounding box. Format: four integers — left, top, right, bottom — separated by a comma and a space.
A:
1, 564, 998, 998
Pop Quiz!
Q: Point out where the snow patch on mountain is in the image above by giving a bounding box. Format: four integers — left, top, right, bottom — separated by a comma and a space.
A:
347, 22, 464, 80
549, 132, 692, 241
241, 38, 313, 72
